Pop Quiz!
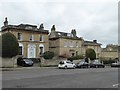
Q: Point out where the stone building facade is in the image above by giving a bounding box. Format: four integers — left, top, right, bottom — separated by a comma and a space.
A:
100, 44, 119, 60
1, 17, 49, 58
49, 25, 102, 58
1, 17, 102, 59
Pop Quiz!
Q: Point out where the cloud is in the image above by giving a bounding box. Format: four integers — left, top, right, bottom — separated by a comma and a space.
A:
0, 1, 118, 47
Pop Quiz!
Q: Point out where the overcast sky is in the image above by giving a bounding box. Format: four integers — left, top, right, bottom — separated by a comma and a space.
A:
0, 0, 119, 48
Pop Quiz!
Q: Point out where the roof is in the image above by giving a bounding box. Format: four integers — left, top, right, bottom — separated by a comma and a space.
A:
102, 45, 119, 52
49, 31, 83, 40
1, 24, 49, 34
84, 40, 102, 46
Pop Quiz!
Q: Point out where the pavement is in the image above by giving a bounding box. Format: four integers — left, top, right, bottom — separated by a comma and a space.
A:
0, 66, 58, 71
0, 65, 112, 71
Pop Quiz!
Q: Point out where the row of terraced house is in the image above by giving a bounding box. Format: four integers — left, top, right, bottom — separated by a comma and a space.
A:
1, 17, 119, 60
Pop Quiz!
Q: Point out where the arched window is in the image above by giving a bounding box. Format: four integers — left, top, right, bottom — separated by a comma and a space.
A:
39, 44, 44, 55
19, 43, 24, 55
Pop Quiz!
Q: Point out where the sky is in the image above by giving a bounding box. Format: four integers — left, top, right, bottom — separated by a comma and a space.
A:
0, 0, 119, 48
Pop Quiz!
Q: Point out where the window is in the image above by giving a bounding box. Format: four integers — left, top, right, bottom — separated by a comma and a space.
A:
76, 51, 78, 55
30, 34, 34, 41
64, 41, 68, 47
18, 46, 22, 55
40, 47, 43, 55
26, 26, 33, 29
76, 42, 78, 47
18, 33, 22, 41
70, 41, 73, 47
39, 35, 43, 42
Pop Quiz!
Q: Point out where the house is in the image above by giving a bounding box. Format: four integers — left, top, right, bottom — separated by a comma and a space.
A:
83, 40, 102, 59
49, 25, 102, 58
49, 25, 84, 58
1, 17, 49, 58
100, 44, 119, 60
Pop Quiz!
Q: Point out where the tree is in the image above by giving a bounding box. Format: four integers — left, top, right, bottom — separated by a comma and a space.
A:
1, 32, 19, 57
85, 48, 96, 60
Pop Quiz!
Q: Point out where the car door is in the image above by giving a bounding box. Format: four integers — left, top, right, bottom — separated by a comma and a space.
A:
66, 61, 72, 68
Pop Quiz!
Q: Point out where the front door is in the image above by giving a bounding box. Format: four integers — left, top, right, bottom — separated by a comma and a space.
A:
28, 44, 36, 58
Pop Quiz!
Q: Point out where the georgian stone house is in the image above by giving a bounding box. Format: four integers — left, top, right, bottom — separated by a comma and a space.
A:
100, 44, 119, 60
83, 40, 102, 59
1, 17, 49, 58
1, 17, 102, 59
49, 25, 102, 58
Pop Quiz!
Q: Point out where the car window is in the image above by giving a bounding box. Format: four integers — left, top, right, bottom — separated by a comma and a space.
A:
93, 61, 101, 64
66, 61, 72, 63
59, 61, 64, 64
79, 62, 84, 64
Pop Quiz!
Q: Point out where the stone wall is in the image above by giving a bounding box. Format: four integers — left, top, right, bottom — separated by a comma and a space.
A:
41, 57, 80, 66
100, 51, 118, 60
0, 57, 17, 68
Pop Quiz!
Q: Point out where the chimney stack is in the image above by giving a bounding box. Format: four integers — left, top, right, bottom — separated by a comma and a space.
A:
93, 40, 97, 43
4, 17, 8, 26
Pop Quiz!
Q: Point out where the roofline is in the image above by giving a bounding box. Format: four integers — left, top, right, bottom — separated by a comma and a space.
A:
49, 36, 83, 40
1, 25, 49, 34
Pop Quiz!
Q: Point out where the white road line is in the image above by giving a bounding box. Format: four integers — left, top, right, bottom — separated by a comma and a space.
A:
113, 83, 119, 87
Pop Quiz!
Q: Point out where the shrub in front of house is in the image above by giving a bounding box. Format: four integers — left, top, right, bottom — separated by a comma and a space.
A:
1, 32, 19, 58
67, 55, 84, 61
43, 51, 54, 59
102, 59, 116, 64
29, 58, 40, 63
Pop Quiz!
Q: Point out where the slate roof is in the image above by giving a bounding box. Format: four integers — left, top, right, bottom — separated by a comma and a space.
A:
1, 24, 49, 34
49, 31, 83, 40
84, 40, 102, 46
102, 45, 119, 52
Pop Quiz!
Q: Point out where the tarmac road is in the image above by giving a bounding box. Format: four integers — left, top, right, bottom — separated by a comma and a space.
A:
2, 67, 119, 88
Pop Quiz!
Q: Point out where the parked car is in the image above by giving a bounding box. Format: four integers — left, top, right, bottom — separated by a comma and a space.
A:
111, 61, 120, 67
58, 60, 76, 69
17, 58, 34, 67
90, 60, 105, 68
76, 61, 89, 68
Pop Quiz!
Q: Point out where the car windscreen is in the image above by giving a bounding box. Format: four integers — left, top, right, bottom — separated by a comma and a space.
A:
59, 61, 64, 64
79, 62, 84, 64
93, 61, 101, 64
24, 59, 33, 62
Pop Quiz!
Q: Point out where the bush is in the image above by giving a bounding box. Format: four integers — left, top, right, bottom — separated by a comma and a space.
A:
29, 58, 40, 63
102, 59, 115, 64
85, 48, 96, 60
67, 55, 84, 61
43, 51, 54, 59
1, 32, 19, 57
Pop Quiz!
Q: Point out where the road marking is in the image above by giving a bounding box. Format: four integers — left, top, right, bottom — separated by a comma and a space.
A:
113, 83, 119, 87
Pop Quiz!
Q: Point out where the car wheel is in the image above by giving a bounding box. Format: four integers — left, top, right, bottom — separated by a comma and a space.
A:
22, 63, 25, 67
65, 66, 67, 69
73, 66, 76, 69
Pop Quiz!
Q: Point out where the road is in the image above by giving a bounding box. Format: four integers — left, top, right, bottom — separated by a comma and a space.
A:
2, 67, 119, 88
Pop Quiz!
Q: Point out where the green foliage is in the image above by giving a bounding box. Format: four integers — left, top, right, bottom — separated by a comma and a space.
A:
29, 58, 41, 63
67, 55, 84, 61
85, 48, 96, 60
43, 51, 54, 59
102, 59, 115, 64
101, 58, 119, 64
1, 32, 19, 57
